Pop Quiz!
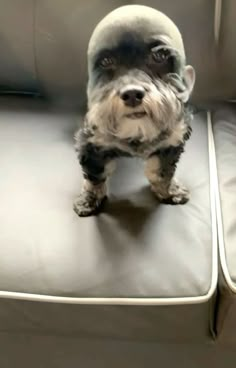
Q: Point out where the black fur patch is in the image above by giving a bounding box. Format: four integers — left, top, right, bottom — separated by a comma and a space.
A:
76, 129, 130, 184
155, 144, 185, 180
92, 33, 184, 87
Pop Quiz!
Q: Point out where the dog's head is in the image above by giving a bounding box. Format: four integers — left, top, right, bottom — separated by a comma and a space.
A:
86, 5, 195, 142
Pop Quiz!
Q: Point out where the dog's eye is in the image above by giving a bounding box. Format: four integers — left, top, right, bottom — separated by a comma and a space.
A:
99, 57, 115, 69
152, 47, 170, 63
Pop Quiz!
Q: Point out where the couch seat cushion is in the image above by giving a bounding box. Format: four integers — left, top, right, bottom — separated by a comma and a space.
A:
0, 97, 216, 341
213, 105, 236, 344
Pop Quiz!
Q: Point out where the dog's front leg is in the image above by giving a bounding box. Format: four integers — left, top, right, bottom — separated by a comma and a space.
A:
145, 144, 189, 205
74, 133, 115, 217
74, 179, 107, 217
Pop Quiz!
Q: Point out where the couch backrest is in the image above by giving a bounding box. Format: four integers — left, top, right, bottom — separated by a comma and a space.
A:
0, 0, 233, 105
218, 0, 236, 100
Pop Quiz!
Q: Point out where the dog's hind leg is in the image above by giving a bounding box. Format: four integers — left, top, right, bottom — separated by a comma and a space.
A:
145, 144, 190, 205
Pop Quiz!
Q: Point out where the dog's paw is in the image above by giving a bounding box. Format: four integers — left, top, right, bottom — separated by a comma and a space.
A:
152, 181, 190, 205
73, 192, 106, 217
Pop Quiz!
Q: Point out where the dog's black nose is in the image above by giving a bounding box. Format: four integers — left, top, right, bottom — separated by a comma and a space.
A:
120, 86, 145, 107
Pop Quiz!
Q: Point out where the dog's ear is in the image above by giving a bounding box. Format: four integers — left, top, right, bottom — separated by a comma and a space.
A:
177, 65, 195, 103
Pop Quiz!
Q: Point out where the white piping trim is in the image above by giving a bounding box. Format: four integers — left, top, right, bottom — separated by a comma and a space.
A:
0, 112, 218, 306
214, 0, 222, 45
207, 110, 219, 295
214, 116, 236, 293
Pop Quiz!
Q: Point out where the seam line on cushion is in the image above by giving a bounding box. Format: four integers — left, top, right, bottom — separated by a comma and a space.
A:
214, 0, 222, 45
32, 0, 41, 95
212, 114, 236, 293
0, 112, 218, 305
207, 110, 220, 338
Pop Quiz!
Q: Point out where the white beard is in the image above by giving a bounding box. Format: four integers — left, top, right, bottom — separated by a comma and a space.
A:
114, 115, 161, 141
85, 82, 188, 157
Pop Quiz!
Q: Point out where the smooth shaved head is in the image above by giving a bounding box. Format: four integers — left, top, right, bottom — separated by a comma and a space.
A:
88, 5, 186, 74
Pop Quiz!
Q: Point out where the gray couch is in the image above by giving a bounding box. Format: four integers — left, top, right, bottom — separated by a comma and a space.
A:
0, 0, 236, 367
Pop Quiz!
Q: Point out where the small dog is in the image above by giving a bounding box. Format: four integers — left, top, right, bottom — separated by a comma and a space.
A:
74, 5, 195, 217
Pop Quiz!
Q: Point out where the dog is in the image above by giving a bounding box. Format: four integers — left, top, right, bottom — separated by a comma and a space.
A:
74, 5, 195, 217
